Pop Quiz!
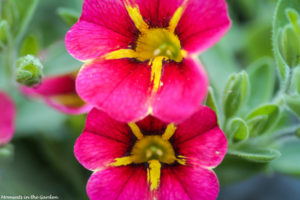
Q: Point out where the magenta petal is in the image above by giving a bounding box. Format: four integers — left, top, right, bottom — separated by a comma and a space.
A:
136, 115, 166, 133
152, 58, 208, 123
81, 0, 136, 39
66, 21, 134, 61
74, 109, 133, 170
136, 0, 183, 27
22, 74, 77, 96
76, 59, 151, 122
176, 127, 227, 167
159, 166, 219, 200
174, 106, 218, 142
21, 73, 91, 115
173, 106, 227, 167
177, 0, 231, 53
87, 166, 149, 200
0, 91, 15, 145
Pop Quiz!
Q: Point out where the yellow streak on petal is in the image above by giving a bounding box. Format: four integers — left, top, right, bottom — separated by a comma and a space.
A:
147, 160, 162, 191
176, 155, 186, 165
168, 0, 188, 33
124, 0, 149, 33
181, 49, 188, 58
162, 123, 177, 141
128, 122, 144, 140
51, 94, 86, 108
105, 49, 137, 60
111, 156, 133, 167
150, 56, 165, 93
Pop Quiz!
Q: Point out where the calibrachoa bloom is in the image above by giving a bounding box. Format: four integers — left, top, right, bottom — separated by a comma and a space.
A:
75, 106, 227, 200
0, 91, 15, 145
22, 72, 92, 115
66, 0, 231, 123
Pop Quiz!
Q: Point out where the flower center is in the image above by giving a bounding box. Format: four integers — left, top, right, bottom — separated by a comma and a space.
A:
104, 0, 188, 93
131, 135, 176, 164
135, 28, 183, 63
112, 123, 186, 191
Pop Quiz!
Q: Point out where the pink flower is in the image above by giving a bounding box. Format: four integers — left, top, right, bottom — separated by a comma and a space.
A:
66, 0, 231, 123
0, 91, 16, 145
74, 106, 227, 200
21, 72, 92, 115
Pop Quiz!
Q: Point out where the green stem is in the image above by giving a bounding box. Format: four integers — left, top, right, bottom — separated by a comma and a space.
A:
15, 0, 39, 46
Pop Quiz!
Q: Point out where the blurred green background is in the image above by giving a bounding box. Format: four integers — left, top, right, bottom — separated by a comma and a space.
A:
0, 0, 300, 199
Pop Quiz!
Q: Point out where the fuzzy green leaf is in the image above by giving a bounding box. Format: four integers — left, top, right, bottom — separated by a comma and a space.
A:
228, 118, 249, 143
246, 104, 280, 136
285, 95, 300, 118
247, 57, 276, 107
273, 0, 300, 86
223, 71, 249, 118
205, 87, 220, 119
291, 66, 300, 94
228, 148, 281, 163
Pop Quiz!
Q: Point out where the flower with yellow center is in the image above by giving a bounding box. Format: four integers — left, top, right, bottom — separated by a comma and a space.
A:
67, 0, 230, 122
105, 0, 188, 92
74, 107, 227, 200
112, 122, 185, 190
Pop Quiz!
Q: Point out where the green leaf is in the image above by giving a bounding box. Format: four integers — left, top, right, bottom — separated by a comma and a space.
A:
1, 0, 19, 27
205, 87, 219, 118
228, 118, 249, 143
279, 24, 300, 68
15, 0, 39, 43
228, 148, 281, 163
285, 95, 300, 118
247, 115, 268, 137
0, 20, 9, 43
222, 71, 249, 118
20, 34, 39, 56
246, 104, 280, 136
273, 0, 300, 86
57, 8, 79, 27
291, 66, 300, 94
247, 57, 276, 107
271, 140, 300, 176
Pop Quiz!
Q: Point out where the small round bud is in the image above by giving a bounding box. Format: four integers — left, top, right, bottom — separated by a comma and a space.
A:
15, 55, 43, 87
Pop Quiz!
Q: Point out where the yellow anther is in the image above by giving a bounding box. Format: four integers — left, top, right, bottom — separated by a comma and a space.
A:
124, 0, 149, 33
147, 160, 161, 191
112, 156, 134, 166
150, 56, 165, 92
162, 123, 177, 141
105, 49, 137, 60
128, 122, 144, 140
176, 155, 186, 165
168, 0, 188, 33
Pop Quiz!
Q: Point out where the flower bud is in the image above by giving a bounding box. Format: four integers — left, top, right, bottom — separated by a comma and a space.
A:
278, 9, 300, 68
15, 55, 43, 87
